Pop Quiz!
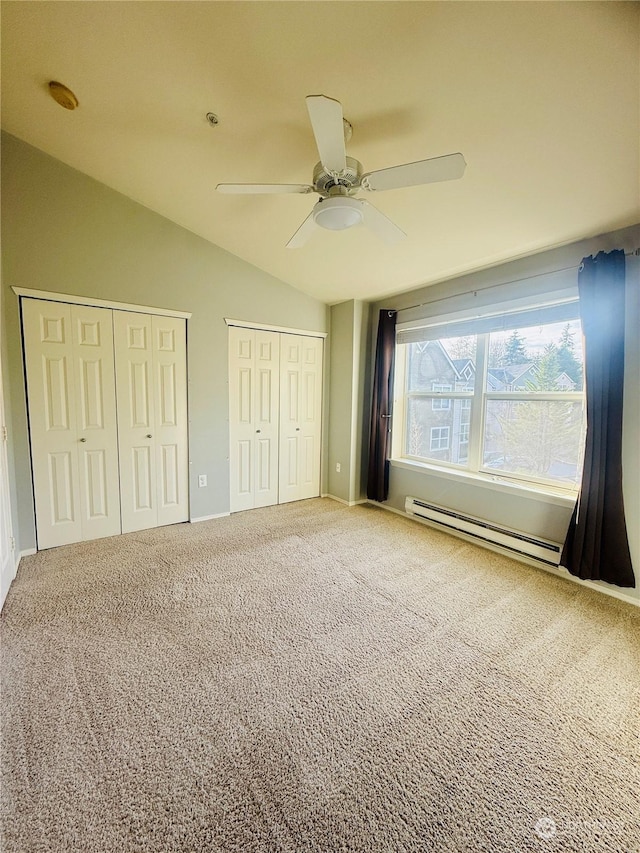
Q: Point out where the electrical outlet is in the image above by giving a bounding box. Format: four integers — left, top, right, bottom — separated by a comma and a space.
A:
198, 474, 207, 488
335, 462, 341, 473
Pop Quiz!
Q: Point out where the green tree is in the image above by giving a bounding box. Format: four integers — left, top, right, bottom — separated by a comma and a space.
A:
556, 323, 582, 387
496, 343, 582, 481
530, 343, 561, 390
503, 329, 528, 365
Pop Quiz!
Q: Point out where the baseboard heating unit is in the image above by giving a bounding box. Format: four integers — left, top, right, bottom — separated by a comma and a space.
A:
404, 497, 562, 566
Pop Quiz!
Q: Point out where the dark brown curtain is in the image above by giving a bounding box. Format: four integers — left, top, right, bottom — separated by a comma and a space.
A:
560, 249, 635, 587
367, 309, 396, 502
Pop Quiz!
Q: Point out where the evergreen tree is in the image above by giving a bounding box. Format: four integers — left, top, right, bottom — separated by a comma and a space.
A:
497, 343, 582, 480
502, 329, 528, 365
530, 343, 561, 391
556, 323, 582, 388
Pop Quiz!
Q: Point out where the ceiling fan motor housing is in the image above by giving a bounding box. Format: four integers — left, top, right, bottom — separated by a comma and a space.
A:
313, 156, 362, 196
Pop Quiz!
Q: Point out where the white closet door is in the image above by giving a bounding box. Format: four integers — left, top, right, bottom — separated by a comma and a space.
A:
22, 299, 120, 548
114, 312, 157, 532
72, 305, 121, 541
152, 315, 189, 526
229, 327, 279, 512
114, 311, 188, 533
279, 334, 323, 504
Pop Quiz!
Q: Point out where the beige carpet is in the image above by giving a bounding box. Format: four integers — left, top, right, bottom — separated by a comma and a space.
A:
1, 499, 639, 853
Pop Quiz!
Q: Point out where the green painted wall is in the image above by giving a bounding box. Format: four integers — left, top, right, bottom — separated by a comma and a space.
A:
368, 224, 640, 602
1, 133, 329, 553
327, 299, 370, 504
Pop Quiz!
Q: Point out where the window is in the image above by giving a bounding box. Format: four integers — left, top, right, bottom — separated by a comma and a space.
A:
431, 383, 452, 410
394, 307, 586, 492
430, 426, 450, 451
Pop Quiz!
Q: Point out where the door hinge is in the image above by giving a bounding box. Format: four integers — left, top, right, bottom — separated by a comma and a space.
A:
10, 537, 15, 552
1, 426, 7, 441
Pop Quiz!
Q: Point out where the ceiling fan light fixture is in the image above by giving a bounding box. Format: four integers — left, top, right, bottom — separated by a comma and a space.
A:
313, 196, 362, 231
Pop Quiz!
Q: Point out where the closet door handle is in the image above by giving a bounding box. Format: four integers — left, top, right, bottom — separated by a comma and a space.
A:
146, 434, 153, 438
296, 427, 300, 431
256, 429, 261, 433
79, 437, 87, 443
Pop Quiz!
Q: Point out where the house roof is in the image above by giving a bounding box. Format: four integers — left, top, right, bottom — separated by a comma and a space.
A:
1, 1, 638, 304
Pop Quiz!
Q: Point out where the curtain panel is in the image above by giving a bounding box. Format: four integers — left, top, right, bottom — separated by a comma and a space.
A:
561, 249, 635, 587
367, 310, 396, 502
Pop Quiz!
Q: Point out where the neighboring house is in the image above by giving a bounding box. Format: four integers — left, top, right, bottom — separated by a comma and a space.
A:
408, 343, 578, 466
407, 342, 473, 465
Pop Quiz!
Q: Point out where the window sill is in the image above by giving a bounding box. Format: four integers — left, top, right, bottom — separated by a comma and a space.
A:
389, 458, 578, 508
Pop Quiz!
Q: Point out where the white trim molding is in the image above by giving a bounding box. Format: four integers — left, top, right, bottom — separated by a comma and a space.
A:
370, 501, 639, 609
323, 494, 368, 507
12, 287, 192, 319
225, 317, 327, 338
190, 512, 231, 523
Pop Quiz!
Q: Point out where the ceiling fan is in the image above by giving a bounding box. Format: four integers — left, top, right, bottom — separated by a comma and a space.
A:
216, 95, 466, 249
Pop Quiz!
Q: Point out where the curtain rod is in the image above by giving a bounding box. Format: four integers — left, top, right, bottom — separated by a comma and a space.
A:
394, 247, 640, 315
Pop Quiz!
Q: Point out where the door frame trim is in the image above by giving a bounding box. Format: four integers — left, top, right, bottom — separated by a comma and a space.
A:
13, 287, 192, 319
225, 317, 327, 338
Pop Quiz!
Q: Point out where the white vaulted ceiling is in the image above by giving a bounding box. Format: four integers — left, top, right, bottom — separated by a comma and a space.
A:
1, 1, 638, 303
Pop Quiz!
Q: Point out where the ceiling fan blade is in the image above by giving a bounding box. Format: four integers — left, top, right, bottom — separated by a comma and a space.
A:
216, 183, 313, 194
286, 211, 318, 249
305, 95, 347, 176
361, 152, 466, 192
360, 199, 406, 245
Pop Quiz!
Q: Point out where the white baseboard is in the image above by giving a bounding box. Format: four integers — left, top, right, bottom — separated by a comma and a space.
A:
369, 501, 640, 609
323, 494, 368, 507
1, 547, 36, 612
190, 512, 230, 523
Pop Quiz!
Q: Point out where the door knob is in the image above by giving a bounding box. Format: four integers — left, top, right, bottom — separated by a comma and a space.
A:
146, 434, 153, 438
79, 437, 87, 442
296, 427, 300, 431
256, 429, 261, 433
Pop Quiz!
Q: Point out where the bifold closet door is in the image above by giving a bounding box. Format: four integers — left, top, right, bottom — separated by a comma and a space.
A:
114, 312, 189, 533
229, 327, 280, 512
279, 334, 323, 504
22, 299, 121, 549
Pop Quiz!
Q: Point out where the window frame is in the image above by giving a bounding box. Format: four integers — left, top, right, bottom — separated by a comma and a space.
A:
431, 382, 452, 410
429, 425, 451, 451
393, 329, 585, 494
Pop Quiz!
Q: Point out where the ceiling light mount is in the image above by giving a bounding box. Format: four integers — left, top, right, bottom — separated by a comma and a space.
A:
48, 81, 78, 110
206, 112, 219, 127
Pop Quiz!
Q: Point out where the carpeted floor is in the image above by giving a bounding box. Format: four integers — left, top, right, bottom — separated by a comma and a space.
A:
1, 498, 639, 853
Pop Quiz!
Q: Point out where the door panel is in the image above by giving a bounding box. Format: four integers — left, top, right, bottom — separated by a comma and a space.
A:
114, 312, 188, 531
23, 300, 82, 548
253, 331, 279, 508
298, 337, 323, 500
152, 316, 188, 526
49, 451, 75, 524
278, 334, 323, 504
229, 329, 255, 512
72, 304, 121, 541
83, 449, 108, 518
229, 328, 280, 511
114, 312, 157, 532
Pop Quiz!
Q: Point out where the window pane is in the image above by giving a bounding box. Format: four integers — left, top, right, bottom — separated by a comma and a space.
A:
407, 336, 477, 392
483, 399, 585, 485
486, 320, 583, 393
406, 398, 470, 465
